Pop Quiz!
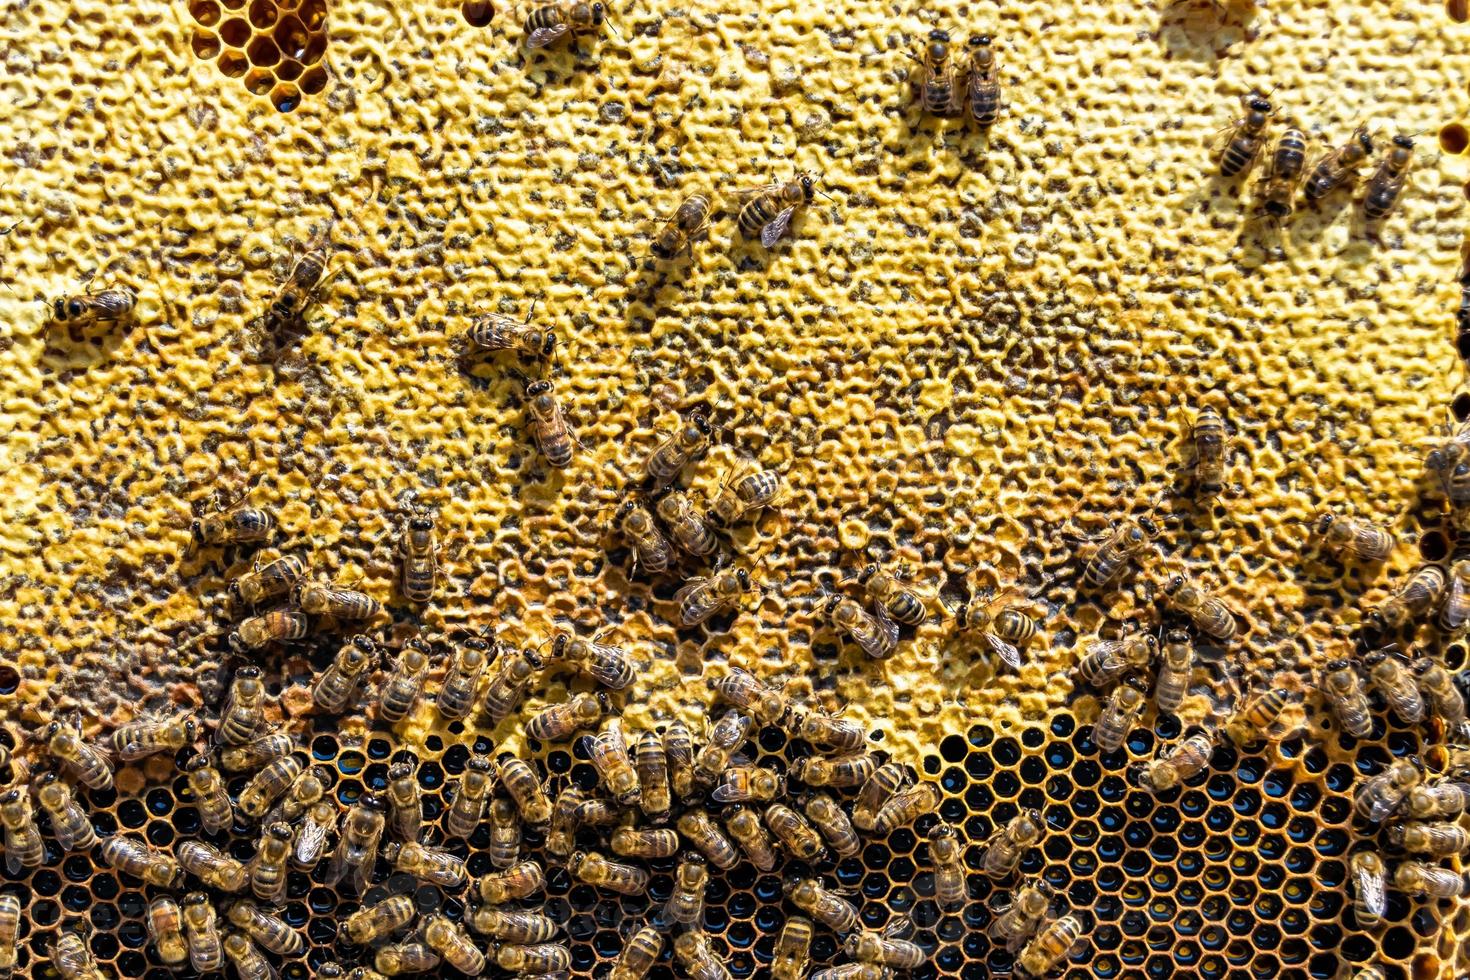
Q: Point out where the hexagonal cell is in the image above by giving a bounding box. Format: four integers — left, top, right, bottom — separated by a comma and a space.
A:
218, 15, 251, 46
298, 0, 327, 30
246, 34, 281, 67
191, 29, 222, 59
276, 57, 304, 81
189, 0, 222, 26
249, 0, 279, 28
243, 67, 274, 95
462, 0, 493, 26
217, 48, 249, 77
1441, 123, 1469, 155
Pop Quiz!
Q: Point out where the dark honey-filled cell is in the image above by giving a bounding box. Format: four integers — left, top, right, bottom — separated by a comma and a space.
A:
218, 48, 249, 77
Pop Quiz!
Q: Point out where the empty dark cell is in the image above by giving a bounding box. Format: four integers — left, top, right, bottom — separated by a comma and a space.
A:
1254, 893, 1283, 921
117, 916, 148, 949
90, 932, 119, 960
1386, 731, 1420, 758
28, 900, 59, 928
835, 860, 864, 888
1253, 923, 1282, 950
754, 875, 782, 903
1258, 865, 1284, 891
63, 885, 91, 912
28, 870, 59, 897
568, 885, 598, 912
1206, 774, 1234, 801
938, 797, 967, 822
1121, 851, 1149, 877
1280, 908, 1308, 936
1101, 776, 1130, 806
1353, 746, 1388, 775
938, 763, 966, 795
964, 753, 994, 780
1069, 849, 1098, 878
1147, 955, 1172, 979
990, 737, 1020, 766
146, 821, 174, 847
571, 945, 596, 971
417, 762, 443, 790
939, 734, 968, 763
336, 781, 362, 805
1238, 756, 1266, 784
567, 914, 597, 941
1205, 804, 1232, 832
1318, 796, 1349, 824
1073, 790, 1100, 819
1018, 756, 1046, 785
992, 770, 1020, 797
1262, 768, 1291, 797
1046, 772, 1076, 800
1041, 865, 1069, 893
1225, 909, 1254, 937
812, 934, 838, 960
1340, 934, 1376, 963
1231, 820, 1259, 847
1147, 835, 1178, 863
1071, 758, 1101, 788
1126, 729, 1154, 756
1232, 787, 1260, 816
1124, 821, 1152, 849
1286, 814, 1318, 843
367, 737, 392, 759
1178, 791, 1207, 818
1069, 878, 1097, 908
969, 724, 995, 747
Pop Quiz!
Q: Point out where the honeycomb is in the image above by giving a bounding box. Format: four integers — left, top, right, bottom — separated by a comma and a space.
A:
4, 0, 1470, 976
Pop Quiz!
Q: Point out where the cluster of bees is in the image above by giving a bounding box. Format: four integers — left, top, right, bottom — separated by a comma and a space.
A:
910, 28, 1003, 126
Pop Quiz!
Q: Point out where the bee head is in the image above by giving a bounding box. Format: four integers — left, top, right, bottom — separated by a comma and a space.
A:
67, 298, 88, 319
189, 519, 205, 546
225, 630, 248, 655
969, 33, 993, 47
541, 331, 557, 357
590, 1, 605, 23
1247, 95, 1272, 114
1393, 134, 1415, 150
856, 563, 878, 585
526, 379, 553, 398
1311, 512, 1336, 536
1162, 574, 1185, 597
551, 632, 570, 658
797, 173, 816, 201
1137, 516, 1161, 539
409, 515, 434, 532
735, 568, 752, 591
1356, 129, 1376, 155
691, 412, 713, 437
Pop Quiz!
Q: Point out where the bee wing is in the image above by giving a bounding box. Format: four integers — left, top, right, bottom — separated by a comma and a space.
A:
4, 852, 22, 876
984, 632, 1023, 671
1357, 864, 1387, 916
710, 782, 745, 803
883, 912, 915, 940
760, 206, 798, 248
295, 820, 329, 864
527, 23, 570, 47
673, 577, 710, 604
1444, 576, 1469, 629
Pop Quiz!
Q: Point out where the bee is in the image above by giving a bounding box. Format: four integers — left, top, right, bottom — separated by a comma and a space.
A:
488, 796, 523, 869
467, 906, 559, 944
182, 892, 225, 973
674, 930, 732, 980
1317, 659, 1373, 738
990, 882, 1051, 952
222, 933, 274, 980
706, 466, 782, 528
1144, 629, 1192, 714
1185, 406, 1228, 496
177, 839, 249, 892
463, 304, 555, 361
184, 753, 234, 834
694, 709, 752, 789
1367, 565, 1446, 635
101, 834, 181, 887
416, 914, 484, 975
498, 754, 553, 824
1225, 687, 1293, 745
766, 802, 827, 861
34, 773, 96, 852
477, 859, 546, 904
656, 490, 719, 558
259, 227, 333, 338
966, 34, 1001, 126
1363, 134, 1415, 222
438, 633, 491, 721
645, 413, 714, 490
804, 791, 861, 857
1161, 574, 1238, 643
42, 716, 114, 790
1093, 681, 1146, 755
1349, 967, 1388, 980
826, 595, 899, 660
1365, 650, 1425, 724
666, 853, 709, 924
911, 29, 962, 115
1134, 729, 1218, 794
313, 635, 376, 715
845, 929, 926, 969
873, 781, 942, 834
217, 666, 268, 747
109, 713, 197, 762
724, 805, 778, 871
809, 967, 890, 980
1406, 781, 1470, 820
610, 925, 664, 980
0, 893, 17, 978
634, 731, 672, 824
1216, 93, 1273, 178
545, 785, 581, 858
525, 0, 606, 47
1074, 516, 1159, 589
1425, 424, 1470, 505
220, 731, 294, 772
549, 631, 636, 690
229, 607, 312, 654
1306, 511, 1394, 563
147, 895, 189, 967
230, 553, 307, 610
496, 942, 572, 973
524, 379, 578, 469
651, 193, 713, 260
616, 498, 673, 576
1440, 560, 1470, 633
445, 752, 494, 839
979, 809, 1044, 879
1016, 914, 1084, 978
378, 639, 432, 724
385, 761, 423, 842
247, 822, 293, 902
1304, 124, 1375, 202
666, 721, 698, 800
785, 877, 859, 934
677, 810, 740, 869
227, 901, 304, 957
327, 794, 386, 894
387, 839, 467, 889
1415, 658, 1468, 723
953, 592, 1040, 671
858, 564, 930, 626
50, 924, 106, 980
1387, 820, 1470, 855
678, 567, 756, 628
928, 823, 968, 910
264, 764, 328, 826
482, 645, 543, 724
772, 916, 814, 980
1393, 860, 1468, 898
611, 826, 680, 859
189, 490, 275, 558
375, 941, 442, 975
1257, 126, 1307, 221
712, 765, 786, 804
239, 754, 303, 820
738, 170, 822, 247
292, 801, 336, 870
291, 578, 380, 620
0, 789, 42, 875
50, 285, 136, 327
395, 507, 441, 605
791, 705, 866, 754
569, 849, 650, 895
852, 762, 914, 832
1354, 758, 1421, 823
794, 751, 879, 789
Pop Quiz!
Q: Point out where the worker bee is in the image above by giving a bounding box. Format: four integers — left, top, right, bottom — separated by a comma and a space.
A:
222, 933, 274, 980
1363, 134, 1415, 222
181, 893, 224, 973
954, 592, 1041, 671
737, 169, 825, 247
1407, 781, 1470, 820
246, 822, 293, 902
1440, 560, 1470, 633
712, 765, 786, 803
526, 690, 610, 744
1367, 565, 1446, 635
219, 731, 294, 773
694, 709, 753, 788
635, 731, 672, 824
644, 412, 714, 490
34, 773, 96, 852
657, 490, 720, 557
766, 802, 827, 861
610, 925, 663, 980
990, 881, 1050, 951
845, 927, 926, 969
1077, 517, 1160, 589
228, 900, 304, 957
1304, 124, 1375, 202
258, 226, 333, 339
666, 721, 698, 800
785, 877, 859, 934
385, 761, 423, 842
549, 631, 636, 690
1225, 687, 1294, 745
463, 304, 554, 361
1093, 681, 1145, 754
177, 840, 249, 892
109, 713, 197, 762
1365, 650, 1426, 724
1306, 511, 1394, 563
50, 924, 106, 980
524, 379, 578, 469
216, 666, 268, 747
1257, 127, 1307, 221
292, 578, 381, 620
327, 794, 386, 894
706, 466, 782, 528
184, 753, 234, 834
724, 805, 778, 871
616, 498, 673, 575
445, 752, 494, 839
1216, 93, 1273, 178
101, 834, 181, 887
437, 633, 490, 721
859, 563, 930, 627
1161, 574, 1238, 643
665, 853, 709, 924
708, 667, 788, 726
389, 840, 467, 888
1187, 406, 1228, 496
809, 966, 890, 980
979, 808, 1044, 878
790, 705, 866, 754
147, 896, 189, 967
264, 764, 328, 827
498, 753, 554, 824
0, 789, 42, 875
912, 29, 962, 115
1387, 820, 1470, 855
677, 810, 741, 869
50, 285, 137, 327
292, 802, 335, 871
873, 780, 942, 834
467, 906, 559, 943
927, 823, 968, 911
378, 639, 432, 724
1415, 658, 1467, 723
569, 849, 650, 895
0, 894, 15, 979
1016, 914, 1084, 978
188, 485, 275, 559
229, 606, 312, 654
678, 567, 757, 627
481, 645, 543, 724
1425, 423, 1470, 505
1318, 659, 1373, 738
312, 635, 375, 715
239, 754, 303, 820
853, 762, 915, 832
793, 751, 879, 789
1149, 629, 1193, 714
1355, 759, 1421, 823
611, 826, 680, 859
772, 915, 813, 980
525, 0, 606, 47
545, 785, 581, 858
391, 509, 441, 607
967, 34, 1001, 126
1394, 859, 1468, 898
42, 716, 114, 790
651, 193, 713, 260
674, 930, 732, 980
496, 942, 572, 973
826, 595, 899, 660
230, 554, 307, 609
477, 859, 546, 904
488, 797, 523, 869
804, 791, 861, 857
375, 941, 442, 975
1134, 729, 1218, 794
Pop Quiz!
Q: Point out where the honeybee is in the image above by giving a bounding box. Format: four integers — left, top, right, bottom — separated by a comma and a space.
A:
738, 171, 821, 248
724, 805, 778, 871
101, 834, 181, 887
108, 713, 197, 763
221, 731, 294, 772
1225, 687, 1293, 745
766, 802, 827, 861
327, 795, 386, 894
1072, 633, 1152, 690
979, 808, 1044, 878
859, 564, 930, 627
384, 761, 423, 842
927, 823, 968, 910
231, 554, 307, 609
481, 645, 543, 724
50, 924, 106, 980
524, 379, 578, 469
1393, 859, 1467, 898
616, 499, 673, 575
390, 509, 441, 607
498, 754, 553, 824
1354, 759, 1421, 823
467, 906, 558, 944
706, 466, 782, 528
1387, 820, 1470, 855
50, 285, 137, 327
1304, 124, 1375, 202
912, 29, 962, 115
1257, 127, 1307, 221
873, 781, 942, 834
1016, 914, 1084, 978
694, 709, 753, 788
677, 810, 740, 869
177, 839, 249, 892
292, 801, 335, 870
312, 635, 375, 715
953, 593, 1040, 672
713, 765, 786, 803
1415, 658, 1467, 723
852, 762, 915, 832
1076, 517, 1160, 589
635, 731, 672, 824
182, 892, 225, 973
1407, 781, 1470, 819
34, 773, 96, 852
1425, 424, 1470, 505
222, 933, 274, 980
656, 490, 719, 557
1185, 406, 1228, 496
804, 791, 861, 857
230, 607, 312, 653
846, 928, 926, 969
809, 967, 890, 980
188, 488, 275, 558
264, 765, 328, 827
666, 721, 698, 800
227, 901, 304, 957
1134, 729, 1218, 794
259, 227, 333, 339
217, 666, 268, 747
184, 753, 234, 834
772, 915, 813, 980
0, 789, 42, 875
1365, 650, 1425, 724
147, 895, 189, 967
610, 925, 663, 980
576, 797, 624, 828
1367, 565, 1447, 635
1150, 629, 1193, 714
966, 34, 1001, 126
0, 892, 18, 978
488, 796, 523, 869
416, 914, 484, 975
378, 640, 432, 724
644, 413, 713, 490
444, 752, 494, 839
793, 751, 878, 789
665, 853, 709, 924
477, 859, 546, 904
291, 578, 381, 621
239, 754, 303, 820
785, 877, 859, 934
247, 822, 293, 902
463, 304, 555, 361
674, 930, 732, 980
549, 631, 636, 690
1363, 134, 1415, 222
1216, 93, 1273, 178
678, 567, 756, 627
991, 882, 1050, 952
1161, 573, 1238, 643
524, 0, 606, 47
437, 635, 490, 722
545, 785, 581, 858
569, 849, 649, 895
1306, 511, 1394, 563
343, 895, 415, 945
791, 705, 866, 754
1441, 560, 1470, 633
375, 941, 442, 975
1094, 681, 1145, 754
387, 840, 467, 888
611, 826, 680, 859
651, 193, 713, 260
495, 942, 572, 973
43, 716, 114, 790
1318, 659, 1373, 738
826, 595, 899, 660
